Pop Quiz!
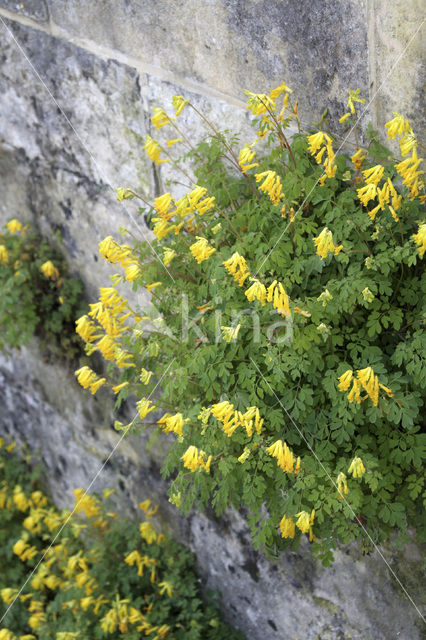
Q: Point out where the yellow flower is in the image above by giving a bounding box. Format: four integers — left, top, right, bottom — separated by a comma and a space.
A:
399, 128, 417, 157
279, 514, 295, 539
172, 95, 189, 116
221, 324, 241, 343
0, 244, 8, 266
313, 227, 343, 260
336, 472, 348, 498
116, 187, 134, 202
6, 218, 23, 234
13, 486, 29, 512
238, 143, 258, 173
357, 183, 377, 207
255, 170, 284, 205
73, 489, 101, 518
167, 138, 182, 146
245, 90, 275, 116
1, 588, 19, 604
362, 164, 384, 186
124, 263, 141, 282
223, 252, 250, 286
137, 398, 156, 420
295, 509, 315, 539
348, 456, 366, 478
413, 223, 426, 257
75, 315, 98, 343
152, 106, 173, 129
338, 369, 353, 391
139, 521, 158, 544
245, 278, 267, 305
144, 135, 169, 165
317, 288, 333, 306
181, 445, 211, 472
267, 280, 291, 316
158, 581, 173, 597
40, 260, 59, 280
266, 440, 298, 473
339, 112, 351, 124
362, 287, 374, 303
385, 112, 410, 139
163, 248, 176, 266
154, 192, 173, 217
189, 237, 216, 264
357, 366, 379, 406
158, 412, 189, 437
351, 148, 367, 171
112, 381, 129, 394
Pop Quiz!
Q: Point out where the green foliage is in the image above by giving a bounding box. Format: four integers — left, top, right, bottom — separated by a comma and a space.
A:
76, 90, 426, 563
0, 222, 87, 359
0, 439, 243, 639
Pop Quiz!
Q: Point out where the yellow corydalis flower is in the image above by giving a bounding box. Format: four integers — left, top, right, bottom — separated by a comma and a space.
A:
154, 192, 173, 217
152, 106, 173, 129
40, 260, 59, 280
313, 227, 343, 260
238, 143, 259, 173
351, 148, 367, 171
157, 412, 189, 437
295, 509, 315, 540
266, 440, 300, 474
362, 164, 384, 186
75, 366, 106, 395
211, 400, 238, 437
223, 252, 250, 286
189, 237, 216, 264
143, 135, 169, 165
245, 278, 267, 305
0, 245, 8, 265
395, 148, 424, 200
75, 315, 98, 343
181, 445, 211, 473
163, 247, 176, 266
266, 280, 291, 316
385, 112, 410, 139
6, 218, 23, 234
172, 95, 189, 116
307, 131, 337, 183
336, 472, 348, 499
245, 90, 275, 116
221, 324, 241, 343
413, 223, 426, 257
255, 170, 284, 205
338, 367, 393, 406
279, 514, 295, 539
348, 456, 366, 478
136, 398, 156, 420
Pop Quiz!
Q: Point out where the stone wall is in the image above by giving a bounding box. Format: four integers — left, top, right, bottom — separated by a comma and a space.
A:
0, 2, 424, 638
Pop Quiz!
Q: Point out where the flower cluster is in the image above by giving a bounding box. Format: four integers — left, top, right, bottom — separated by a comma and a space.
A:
189, 236, 216, 264
266, 440, 301, 474
279, 510, 315, 541
307, 131, 337, 184
255, 170, 284, 205
0, 441, 239, 640
338, 367, 393, 407
313, 227, 343, 260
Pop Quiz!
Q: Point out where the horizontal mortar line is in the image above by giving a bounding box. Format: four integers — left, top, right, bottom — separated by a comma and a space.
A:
0, 7, 365, 150
0, 7, 247, 110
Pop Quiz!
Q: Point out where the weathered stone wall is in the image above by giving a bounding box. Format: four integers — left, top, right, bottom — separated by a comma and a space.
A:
0, 2, 424, 639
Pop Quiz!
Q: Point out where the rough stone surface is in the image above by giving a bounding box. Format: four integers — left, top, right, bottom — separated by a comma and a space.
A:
0, 5, 424, 640
0, 344, 424, 640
